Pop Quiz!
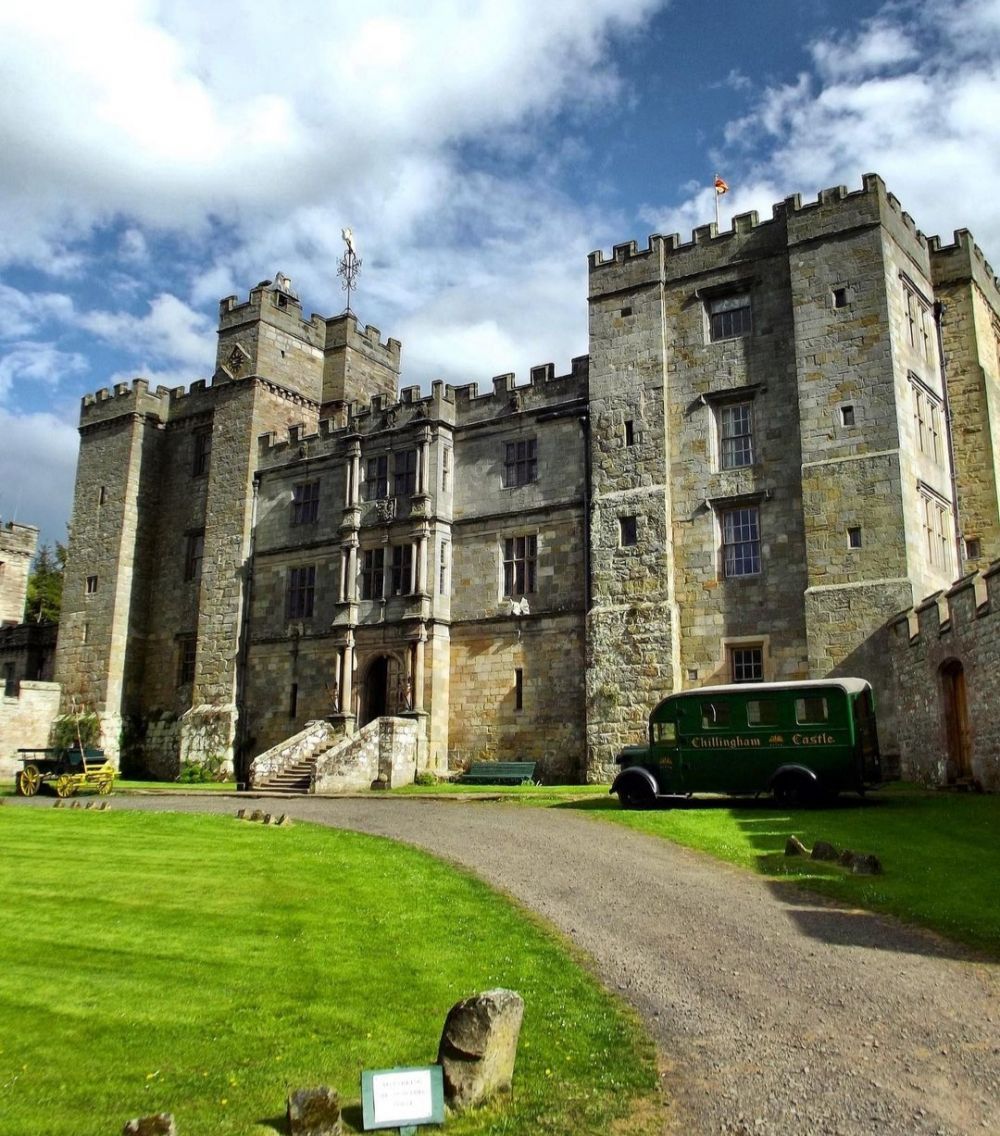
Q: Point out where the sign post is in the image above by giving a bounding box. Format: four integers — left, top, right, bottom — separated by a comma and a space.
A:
361, 1065, 445, 1133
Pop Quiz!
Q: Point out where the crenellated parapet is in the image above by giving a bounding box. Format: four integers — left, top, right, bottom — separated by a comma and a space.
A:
891, 561, 1000, 644
588, 173, 942, 297
252, 354, 589, 470
929, 228, 1000, 312
448, 357, 589, 426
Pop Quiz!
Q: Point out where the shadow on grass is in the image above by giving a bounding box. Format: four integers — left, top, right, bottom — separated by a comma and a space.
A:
760, 879, 978, 961
563, 791, 986, 962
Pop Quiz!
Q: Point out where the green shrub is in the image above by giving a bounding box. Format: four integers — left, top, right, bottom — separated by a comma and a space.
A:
413, 770, 438, 786
177, 755, 228, 784
50, 711, 101, 752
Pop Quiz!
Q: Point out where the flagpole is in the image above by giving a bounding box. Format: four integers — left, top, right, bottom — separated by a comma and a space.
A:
714, 173, 720, 228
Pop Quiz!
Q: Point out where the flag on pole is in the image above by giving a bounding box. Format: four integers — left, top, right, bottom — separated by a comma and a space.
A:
714, 175, 729, 195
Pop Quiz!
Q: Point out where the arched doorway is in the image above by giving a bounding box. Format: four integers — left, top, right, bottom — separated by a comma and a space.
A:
940, 659, 972, 782
361, 654, 408, 726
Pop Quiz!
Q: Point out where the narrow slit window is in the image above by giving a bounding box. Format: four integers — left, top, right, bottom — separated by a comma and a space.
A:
515, 668, 523, 711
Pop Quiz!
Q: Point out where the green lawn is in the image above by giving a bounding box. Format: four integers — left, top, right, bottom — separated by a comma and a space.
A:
0, 809, 656, 1136
573, 784, 1000, 955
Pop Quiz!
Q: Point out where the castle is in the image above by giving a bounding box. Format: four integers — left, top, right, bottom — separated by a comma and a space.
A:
54, 174, 1000, 786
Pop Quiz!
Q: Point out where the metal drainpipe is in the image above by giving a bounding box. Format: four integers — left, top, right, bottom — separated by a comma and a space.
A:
234, 475, 260, 787
933, 301, 964, 576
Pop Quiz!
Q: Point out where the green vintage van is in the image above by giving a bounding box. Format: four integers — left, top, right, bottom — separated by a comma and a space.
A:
611, 678, 883, 808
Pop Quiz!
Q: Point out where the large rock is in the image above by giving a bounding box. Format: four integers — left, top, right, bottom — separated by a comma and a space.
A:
811, 840, 839, 862
287, 1086, 342, 1135
437, 988, 524, 1111
122, 1115, 176, 1136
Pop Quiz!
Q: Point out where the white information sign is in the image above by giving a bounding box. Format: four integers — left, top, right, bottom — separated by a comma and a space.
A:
371, 1068, 434, 1125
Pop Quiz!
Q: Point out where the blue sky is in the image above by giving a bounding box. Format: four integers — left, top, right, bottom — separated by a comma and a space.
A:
2, 0, 999, 549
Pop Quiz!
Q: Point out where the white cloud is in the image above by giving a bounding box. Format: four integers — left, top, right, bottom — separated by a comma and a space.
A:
642, 0, 1000, 261
76, 294, 215, 372
0, 343, 87, 403
0, 407, 80, 549
0, 285, 75, 339
0, 1, 661, 267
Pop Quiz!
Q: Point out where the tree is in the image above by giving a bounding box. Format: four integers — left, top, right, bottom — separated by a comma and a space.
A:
24, 542, 66, 624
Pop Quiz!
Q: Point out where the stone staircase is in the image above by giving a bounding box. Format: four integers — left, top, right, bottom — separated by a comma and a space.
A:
248, 717, 420, 795
253, 753, 317, 795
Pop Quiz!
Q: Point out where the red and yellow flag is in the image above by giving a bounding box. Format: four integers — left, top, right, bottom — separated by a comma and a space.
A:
714, 175, 729, 195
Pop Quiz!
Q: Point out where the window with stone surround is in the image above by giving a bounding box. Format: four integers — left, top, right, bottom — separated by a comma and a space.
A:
86, 575, 98, 595
503, 534, 536, 596
291, 480, 320, 525
177, 636, 196, 686
909, 375, 942, 462
502, 438, 537, 488
708, 294, 752, 341
361, 548, 385, 600
919, 484, 952, 573
286, 565, 316, 619
389, 543, 414, 596
394, 449, 418, 497
439, 540, 449, 596
965, 537, 981, 561
718, 402, 754, 469
721, 506, 761, 577
3, 661, 16, 698
848, 526, 862, 549
729, 645, 764, 683
902, 277, 932, 360
184, 530, 204, 582
619, 515, 638, 547
192, 427, 212, 477
441, 445, 451, 492
365, 455, 389, 500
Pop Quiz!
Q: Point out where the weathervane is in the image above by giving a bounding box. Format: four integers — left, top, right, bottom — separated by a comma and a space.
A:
338, 227, 362, 315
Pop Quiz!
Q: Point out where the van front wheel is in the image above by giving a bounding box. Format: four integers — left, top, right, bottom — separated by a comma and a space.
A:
617, 775, 656, 810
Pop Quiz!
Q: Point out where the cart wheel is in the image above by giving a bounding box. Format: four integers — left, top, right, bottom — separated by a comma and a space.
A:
17, 765, 42, 796
98, 777, 113, 796
55, 774, 75, 799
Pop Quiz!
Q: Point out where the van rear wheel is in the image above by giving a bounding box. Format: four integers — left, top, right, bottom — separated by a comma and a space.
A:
773, 773, 821, 808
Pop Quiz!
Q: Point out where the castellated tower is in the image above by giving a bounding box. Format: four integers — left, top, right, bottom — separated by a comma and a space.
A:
585, 174, 971, 775
56, 276, 401, 771
0, 521, 38, 626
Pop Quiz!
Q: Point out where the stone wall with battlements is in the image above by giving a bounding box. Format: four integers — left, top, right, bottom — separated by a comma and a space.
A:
0, 520, 38, 626
889, 562, 1000, 791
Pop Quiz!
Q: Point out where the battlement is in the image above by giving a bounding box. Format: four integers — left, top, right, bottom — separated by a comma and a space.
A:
892, 560, 1000, 643
929, 228, 1000, 308
448, 356, 589, 424
218, 273, 328, 346
79, 375, 225, 428
0, 519, 39, 554
324, 313, 401, 365
589, 173, 931, 283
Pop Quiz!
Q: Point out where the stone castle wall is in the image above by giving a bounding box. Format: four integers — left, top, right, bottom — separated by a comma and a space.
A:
0, 520, 38, 626
890, 563, 1000, 791
0, 680, 61, 781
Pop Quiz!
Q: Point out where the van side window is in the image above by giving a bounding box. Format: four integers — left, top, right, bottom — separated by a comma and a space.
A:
747, 699, 780, 726
653, 721, 677, 744
795, 696, 829, 724
701, 702, 732, 728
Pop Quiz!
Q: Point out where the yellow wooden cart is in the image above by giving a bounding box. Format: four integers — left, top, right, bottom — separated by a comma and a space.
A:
15, 746, 116, 798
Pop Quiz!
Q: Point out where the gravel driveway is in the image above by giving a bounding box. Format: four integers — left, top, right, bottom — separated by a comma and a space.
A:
13, 793, 999, 1134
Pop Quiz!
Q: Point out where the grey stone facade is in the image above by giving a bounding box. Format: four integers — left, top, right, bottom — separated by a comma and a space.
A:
890, 563, 1000, 791
56, 176, 1000, 784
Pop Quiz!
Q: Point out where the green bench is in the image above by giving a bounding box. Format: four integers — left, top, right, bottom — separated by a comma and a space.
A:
460, 761, 537, 785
